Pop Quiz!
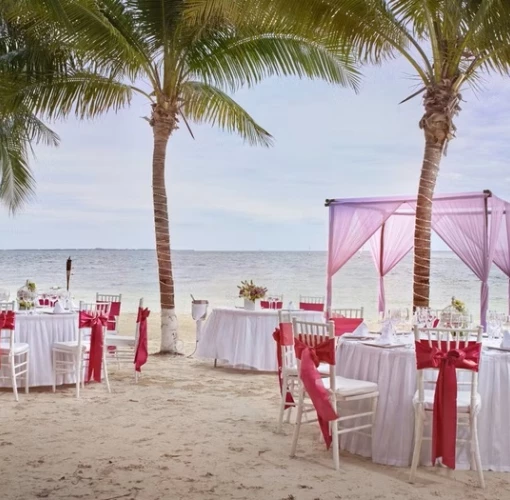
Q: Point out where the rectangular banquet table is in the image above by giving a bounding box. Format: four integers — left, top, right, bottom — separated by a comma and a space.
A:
336, 335, 510, 471
196, 307, 324, 371
0, 311, 79, 388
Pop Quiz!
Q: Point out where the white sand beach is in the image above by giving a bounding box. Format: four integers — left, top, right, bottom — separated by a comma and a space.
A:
0, 314, 509, 500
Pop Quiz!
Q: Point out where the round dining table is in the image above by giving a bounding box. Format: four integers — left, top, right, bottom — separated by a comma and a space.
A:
336, 336, 510, 471
197, 307, 323, 371
0, 311, 78, 388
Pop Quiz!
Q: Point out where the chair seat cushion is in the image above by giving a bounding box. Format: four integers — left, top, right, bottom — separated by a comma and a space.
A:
53, 341, 90, 352
0, 342, 29, 354
413, 389, 481, 412
105, 335, 135, 345
284, 363, 330, 377
322, 376, 379, 397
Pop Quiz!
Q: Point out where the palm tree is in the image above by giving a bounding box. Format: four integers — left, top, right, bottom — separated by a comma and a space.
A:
3, 0, 363, 352
281, 0, 510, 309
0, 11, 60, 212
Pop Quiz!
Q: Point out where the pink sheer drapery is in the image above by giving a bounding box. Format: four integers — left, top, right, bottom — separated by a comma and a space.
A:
431, 195, 505, 328
326, 199, 404, 312
493, 202, 510, 314
369, 211, 415, 313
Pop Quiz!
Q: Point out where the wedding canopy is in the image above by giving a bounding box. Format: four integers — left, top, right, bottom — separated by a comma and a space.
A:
325, 191, 507, 327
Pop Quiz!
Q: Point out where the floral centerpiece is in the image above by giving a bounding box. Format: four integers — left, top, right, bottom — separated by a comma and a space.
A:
17, 280, 37, 310
238, 280, 267, 310
442, 296, 469, 336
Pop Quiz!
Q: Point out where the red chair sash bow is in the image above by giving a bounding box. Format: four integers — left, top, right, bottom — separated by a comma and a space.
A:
134, 307, 150, 372
79, 311, 108, 383
0, 311, 15, 330
415, 340, 481, 469
294, 337, 338, 448
0, 311, 15, 368
261, 300, 283, 309
272, 323, 295, 409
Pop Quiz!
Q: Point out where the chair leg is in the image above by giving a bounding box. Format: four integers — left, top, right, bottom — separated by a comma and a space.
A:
471, 414, 485, 488
75, 353, 81, 399
331, 413, 340, 471
285, 378, 295, 424
277, 373, 289, 433
102, 352, 111, 393
409, 407, 424, 483
52, 350, 57, 393
10, 356, 18, 402
290, 386, 305, 457
25, 352, 29, 394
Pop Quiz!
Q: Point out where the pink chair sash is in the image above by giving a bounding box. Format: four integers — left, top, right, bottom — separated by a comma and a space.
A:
272, 322, 295, 409
299, 302, 324, 312
0, 311, 15, 330
134, 307, 150, 372
0, 311, 15, 368
415, 339, 481, 469
105, 301, 121, 331
294, 337, 338, 448
79, 311, 108, 383
329, 317, 363, 336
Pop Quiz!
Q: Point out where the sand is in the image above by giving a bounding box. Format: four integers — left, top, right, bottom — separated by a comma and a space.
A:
1, 313, 509, 500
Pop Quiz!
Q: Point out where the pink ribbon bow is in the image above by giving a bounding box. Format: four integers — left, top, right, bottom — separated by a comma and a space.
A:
415, 340, 480, 469
134, 307, 150, 372
0, 311, 16, 368
294, 336, 338, 448
79, 311, 108, 383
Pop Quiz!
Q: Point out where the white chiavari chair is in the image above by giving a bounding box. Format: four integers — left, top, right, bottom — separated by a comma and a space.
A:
290, 319, 379, 470
52, 301, 111, 398
330, 307, 364, 319
410, 325, 484, 488
0, 301, 29, 401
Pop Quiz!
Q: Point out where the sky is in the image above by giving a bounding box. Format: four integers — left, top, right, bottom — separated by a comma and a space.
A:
1, 57, 510, 251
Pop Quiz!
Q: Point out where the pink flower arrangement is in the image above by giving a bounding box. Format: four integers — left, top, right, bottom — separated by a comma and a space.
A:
238, 280, 267, 302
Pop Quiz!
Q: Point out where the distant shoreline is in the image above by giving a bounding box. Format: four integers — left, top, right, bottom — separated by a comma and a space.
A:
0, 248, 456, 253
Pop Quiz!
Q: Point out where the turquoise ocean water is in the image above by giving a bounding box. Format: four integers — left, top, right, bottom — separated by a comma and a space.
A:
0, 250, 507, 320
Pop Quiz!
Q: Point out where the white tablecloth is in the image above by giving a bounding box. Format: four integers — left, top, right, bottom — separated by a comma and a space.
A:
197, 307, 323, 371
0, 312, 78, 387
337, 336, 510, 471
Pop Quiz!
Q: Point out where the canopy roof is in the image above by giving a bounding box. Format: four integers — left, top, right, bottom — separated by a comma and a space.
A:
325, 191, 509, 327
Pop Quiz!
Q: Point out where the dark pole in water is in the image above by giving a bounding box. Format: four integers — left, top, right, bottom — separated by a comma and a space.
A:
66, 257, 72, 291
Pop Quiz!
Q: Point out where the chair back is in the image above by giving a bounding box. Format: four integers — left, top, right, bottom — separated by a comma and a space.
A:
0, 289, 10, 301
79, 301, 111, 347
413, 325, 483, 408
330, 307, 364, 319
260, 294, 283, 310
0, 300, 16, 312
0, 302, 16, 351
291, 319, 336, 391
276, 310, 296, 371
299, 296, 325, 312
96, 293, 122, 331
438, 310, 472, 329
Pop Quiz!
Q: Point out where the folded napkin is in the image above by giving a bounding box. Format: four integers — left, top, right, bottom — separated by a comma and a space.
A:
53, 301, 65, 314
500, 331, 510, 349
377, 319, 396, 345
352, 322, 369, 337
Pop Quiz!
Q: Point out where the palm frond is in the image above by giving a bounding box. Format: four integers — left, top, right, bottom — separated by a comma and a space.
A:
180, 80, 273, 147
187, 31, 362, 93
1, 70, 133, 120
0, 116, 38, 213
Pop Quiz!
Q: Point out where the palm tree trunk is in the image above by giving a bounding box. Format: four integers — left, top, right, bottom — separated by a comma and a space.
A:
413, 138, 444, 309
413, 81, 459, 310
151, 103, 178, 353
